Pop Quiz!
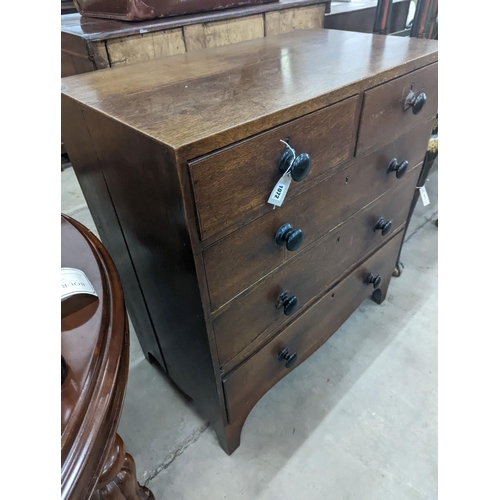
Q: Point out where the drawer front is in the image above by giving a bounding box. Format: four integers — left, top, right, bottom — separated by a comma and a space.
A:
356, 62, 438, 156
213, 166, 419, 366
223, 229, 405, 424
204, 119, 432, 310
190, 97, 357, 241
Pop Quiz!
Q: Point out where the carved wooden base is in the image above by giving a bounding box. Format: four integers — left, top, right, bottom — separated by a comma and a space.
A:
91, 434, 154, 500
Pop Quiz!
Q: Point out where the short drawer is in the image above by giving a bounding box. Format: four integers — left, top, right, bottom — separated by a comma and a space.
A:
356, 62, 438, 156
213, 166, 419, 366
223, 228, 405, 424
190, 97, 357, 241
204, 119, 432, 311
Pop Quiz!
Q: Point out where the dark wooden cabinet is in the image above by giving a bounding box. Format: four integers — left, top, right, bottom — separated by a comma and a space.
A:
61, 29, 438, 455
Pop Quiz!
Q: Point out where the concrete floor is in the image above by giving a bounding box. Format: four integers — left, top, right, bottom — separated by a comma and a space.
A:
62, 165, 438, 500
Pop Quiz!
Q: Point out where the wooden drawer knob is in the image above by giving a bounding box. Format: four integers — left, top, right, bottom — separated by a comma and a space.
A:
276, 291, 299, 316
387, 158, 409, 179
374, 217, 392, 236
365, 273, 382, 289
278, 146, 311, 182
404, 88, 427, 115
278, 347, 297, 368
275, 223, 304, 252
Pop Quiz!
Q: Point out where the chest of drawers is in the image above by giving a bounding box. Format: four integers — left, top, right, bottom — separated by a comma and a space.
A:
61, 29, 438, 455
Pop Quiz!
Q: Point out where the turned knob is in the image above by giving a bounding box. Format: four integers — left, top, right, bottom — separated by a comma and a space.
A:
278, 146, 311, 182
387, 158, 409, 179
275, 223, 304, 252
404, 89, 427, 115
374, 217, 392, 236
365, 273, 382, 289
275, 291, 299, 316
278, 347, 298, 368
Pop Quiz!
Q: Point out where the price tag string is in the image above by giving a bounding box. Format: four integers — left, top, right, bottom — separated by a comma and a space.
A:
279, 139, 296, 177
270, 140, 296, 210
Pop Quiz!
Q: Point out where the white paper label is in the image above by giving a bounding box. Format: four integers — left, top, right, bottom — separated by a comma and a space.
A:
268, 174, 292, 207
419, 185, 430, 207
61, 268, 98, 301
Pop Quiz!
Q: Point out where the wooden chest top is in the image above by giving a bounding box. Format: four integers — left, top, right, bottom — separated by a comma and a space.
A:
61, 29, 438, 156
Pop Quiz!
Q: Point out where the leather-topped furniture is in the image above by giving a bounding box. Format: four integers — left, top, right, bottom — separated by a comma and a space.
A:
73, 0, 278, 21
61, 214, 154, 499
61, 29, 438, 454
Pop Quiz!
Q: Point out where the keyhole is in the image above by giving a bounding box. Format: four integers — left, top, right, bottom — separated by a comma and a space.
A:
345, 177, 349, 184
337, 237, 341, 243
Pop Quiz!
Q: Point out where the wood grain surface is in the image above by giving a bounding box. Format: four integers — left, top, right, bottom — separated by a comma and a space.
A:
106, 28, 187, 66
61, 29, 438, 455
213, 166, 420, 367
61, 1, 328, 76
356, 62, 438, 155
61, 29, 438, 156
203, 118, 433, 310
190, 96, 357, 240
223, 228, 404, 425
61, 1, 330, 40
61, 98, 165, 370
184, 14, 265, 52
265, 4, 325, 35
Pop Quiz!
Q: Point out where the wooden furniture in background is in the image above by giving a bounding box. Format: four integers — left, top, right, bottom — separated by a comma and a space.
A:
61, 214, 154, 500
325, 0, 410, 33
61, 0, 329, 77
62, 29, 438, 454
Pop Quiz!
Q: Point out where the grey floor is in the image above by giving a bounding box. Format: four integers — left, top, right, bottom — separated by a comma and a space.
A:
62, 165, 438, 500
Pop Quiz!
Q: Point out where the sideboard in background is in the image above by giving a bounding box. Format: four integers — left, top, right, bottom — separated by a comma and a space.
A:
61, 0, 329, 77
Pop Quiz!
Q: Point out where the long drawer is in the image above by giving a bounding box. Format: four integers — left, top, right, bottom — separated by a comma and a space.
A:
223, 228, 405, 424
213, 165, 419, 366
356, 62, 438, 156
204, 119, 433, 310
190, 97, 357, 241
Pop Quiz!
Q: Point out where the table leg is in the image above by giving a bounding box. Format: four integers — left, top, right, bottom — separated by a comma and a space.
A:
91, 434, 154, 500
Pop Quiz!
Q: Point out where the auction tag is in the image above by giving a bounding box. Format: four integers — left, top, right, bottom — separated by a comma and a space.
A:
61, 267, 98, 301
268, 174, 292, 207
419, 185, 430, 207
